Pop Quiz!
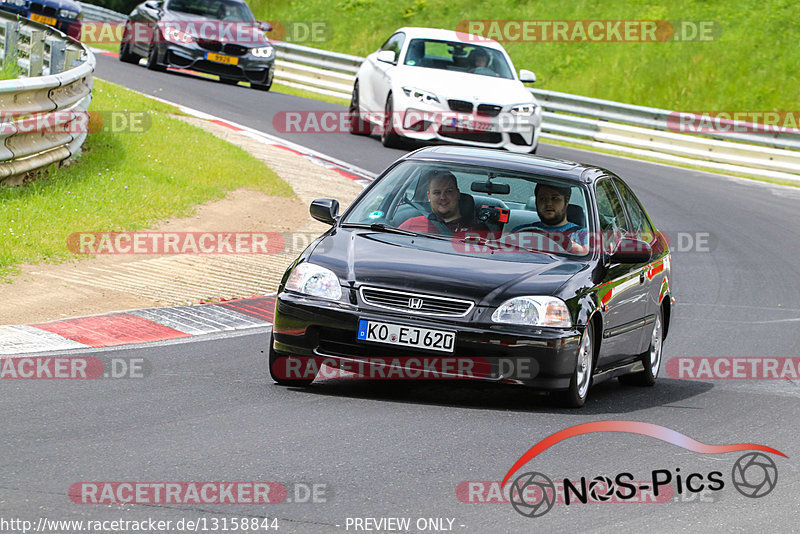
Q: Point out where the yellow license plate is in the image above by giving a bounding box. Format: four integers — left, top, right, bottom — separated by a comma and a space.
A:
206, 52, 238, 65
30, 13, 57, 26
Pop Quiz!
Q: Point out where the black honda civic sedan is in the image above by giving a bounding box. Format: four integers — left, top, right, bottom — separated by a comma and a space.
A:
270, 146, 673, 407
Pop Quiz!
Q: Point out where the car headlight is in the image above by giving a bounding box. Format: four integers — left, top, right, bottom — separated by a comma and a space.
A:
59, 8, 79, 19
7, 0, 27, 7
402, 86, 440, 104
164, 28, 195, 44
510, 104, 537, 116
251, 46, 274, 58
285, 263, 342, 301
491, 296, 571, 327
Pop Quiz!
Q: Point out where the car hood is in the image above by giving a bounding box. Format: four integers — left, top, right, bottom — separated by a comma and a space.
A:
307, 228, 585, 305
40, 0, 80, 12
391, 66, 535, 105
161, 9, 268, 45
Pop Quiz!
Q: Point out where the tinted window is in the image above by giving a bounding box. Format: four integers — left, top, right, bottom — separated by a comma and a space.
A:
401, 39, 513, 79
595, 179, 629, 253
380, 33, 405, 59
615, 178, 654, 242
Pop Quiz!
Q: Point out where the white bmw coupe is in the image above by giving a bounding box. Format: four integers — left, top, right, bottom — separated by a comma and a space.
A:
349, 27, 542, 153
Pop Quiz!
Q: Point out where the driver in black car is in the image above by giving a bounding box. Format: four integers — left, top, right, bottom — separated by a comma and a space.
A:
516, 184, 589, 254
399, 170, 487, 234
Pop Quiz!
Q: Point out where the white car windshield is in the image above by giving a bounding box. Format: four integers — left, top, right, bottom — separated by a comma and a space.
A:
402, 39, 514, 80
342, 160, 593, 259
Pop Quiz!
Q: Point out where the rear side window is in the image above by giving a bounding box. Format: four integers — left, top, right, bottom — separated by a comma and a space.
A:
380, 33, 405, 59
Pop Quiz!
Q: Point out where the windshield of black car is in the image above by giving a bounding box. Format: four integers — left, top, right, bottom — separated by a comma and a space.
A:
402, 39, 514, 79
341, 160, 593, 259
166, 0, 254, 21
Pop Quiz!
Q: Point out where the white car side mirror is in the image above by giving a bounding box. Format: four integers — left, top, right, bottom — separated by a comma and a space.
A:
519, 69, 536, 83
376, 50, 397, 64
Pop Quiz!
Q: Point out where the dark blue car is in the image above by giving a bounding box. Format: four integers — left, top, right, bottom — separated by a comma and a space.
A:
0, 0, 82, 40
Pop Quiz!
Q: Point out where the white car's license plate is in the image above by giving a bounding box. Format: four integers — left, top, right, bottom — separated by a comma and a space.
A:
449, 117, 495, 132
357, 319, 455, 353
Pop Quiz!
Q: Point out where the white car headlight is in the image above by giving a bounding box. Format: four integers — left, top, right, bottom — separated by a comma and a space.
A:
491, 296, 571, 327
9, 0, 27, 7
164, 28, 195, 44
251, 46, 274, 58
59, 8, 78, 19
402, 86, 440, 104
285, 263, 342, 301
510, 104, 537, 116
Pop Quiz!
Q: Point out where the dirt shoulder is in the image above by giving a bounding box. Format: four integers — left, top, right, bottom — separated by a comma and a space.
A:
0, 117, 365, 325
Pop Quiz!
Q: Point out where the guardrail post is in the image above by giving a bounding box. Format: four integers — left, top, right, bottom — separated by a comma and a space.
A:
1, 20, 19, 65
27, 29, 44, 77
64, 47, 82, 69
46, 37, 66, 74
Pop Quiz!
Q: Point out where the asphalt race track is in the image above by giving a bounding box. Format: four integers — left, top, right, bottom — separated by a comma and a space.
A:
2, 54, 798, 533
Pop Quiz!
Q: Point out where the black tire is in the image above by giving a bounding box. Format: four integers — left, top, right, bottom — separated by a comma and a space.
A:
268, 332, 314, 387
119, 24, 140, 64
146, 39, 166, 71
380, 94, 404, 148
619, 307, 663, 387
554, 322, 594, 408
348, 81, 372, 135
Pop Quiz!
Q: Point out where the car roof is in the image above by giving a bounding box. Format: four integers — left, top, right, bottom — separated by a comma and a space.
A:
403, 146, 610, 184
392, 27, 506, 51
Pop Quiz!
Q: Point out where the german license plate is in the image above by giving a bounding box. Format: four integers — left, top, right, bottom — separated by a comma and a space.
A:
30, 13, 57, 26
206, 52, 238, 65
357, 319, 455, 353
449, 116, 493, 132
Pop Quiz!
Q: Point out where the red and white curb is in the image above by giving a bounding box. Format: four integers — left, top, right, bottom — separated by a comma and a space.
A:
92, 48, 375, 187
0, 296, 276, 356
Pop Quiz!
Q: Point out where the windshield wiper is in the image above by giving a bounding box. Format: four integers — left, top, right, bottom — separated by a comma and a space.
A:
341, 222, 422, 237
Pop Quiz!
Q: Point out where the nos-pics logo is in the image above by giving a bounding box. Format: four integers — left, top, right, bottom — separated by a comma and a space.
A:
503, 421, 785, 518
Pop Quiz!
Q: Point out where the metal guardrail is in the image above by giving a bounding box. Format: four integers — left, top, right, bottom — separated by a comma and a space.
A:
0, 12, 95, 186
78, 2, 129, 23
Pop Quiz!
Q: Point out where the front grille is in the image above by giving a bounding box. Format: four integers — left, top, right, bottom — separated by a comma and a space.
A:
439, 128, 502, 144
30, 3, 58, 16
359, 287, 474, 317
509, 132, 529, 146
448, 99, 473, 112
195, 60, 242, 76
222, 43, 248, 56
197, 39, 222, 52
477, 104, 502, 117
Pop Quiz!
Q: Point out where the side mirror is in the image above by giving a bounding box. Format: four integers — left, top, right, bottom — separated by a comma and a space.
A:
608, 238, 652, 264
310, 198, 339, 225
376, 50, 397, 64
519, 69, 536, 83
258, 20, 273, 32
144, 0, 162, 10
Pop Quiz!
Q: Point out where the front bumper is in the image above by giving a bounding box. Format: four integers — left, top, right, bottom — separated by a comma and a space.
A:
272, 291, 581, 390
159, 42, 274, 84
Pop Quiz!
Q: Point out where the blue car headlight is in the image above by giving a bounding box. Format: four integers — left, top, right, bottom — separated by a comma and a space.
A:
285, 263, 342, 301
492, 296, 571, 327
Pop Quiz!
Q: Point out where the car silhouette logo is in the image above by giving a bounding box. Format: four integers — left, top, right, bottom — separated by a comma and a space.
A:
408, 298, 423, 309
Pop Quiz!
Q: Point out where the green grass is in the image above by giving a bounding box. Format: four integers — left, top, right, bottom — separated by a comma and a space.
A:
0, 56, 20, 80
250, 0, 800, 111
0, 78, 293, 279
